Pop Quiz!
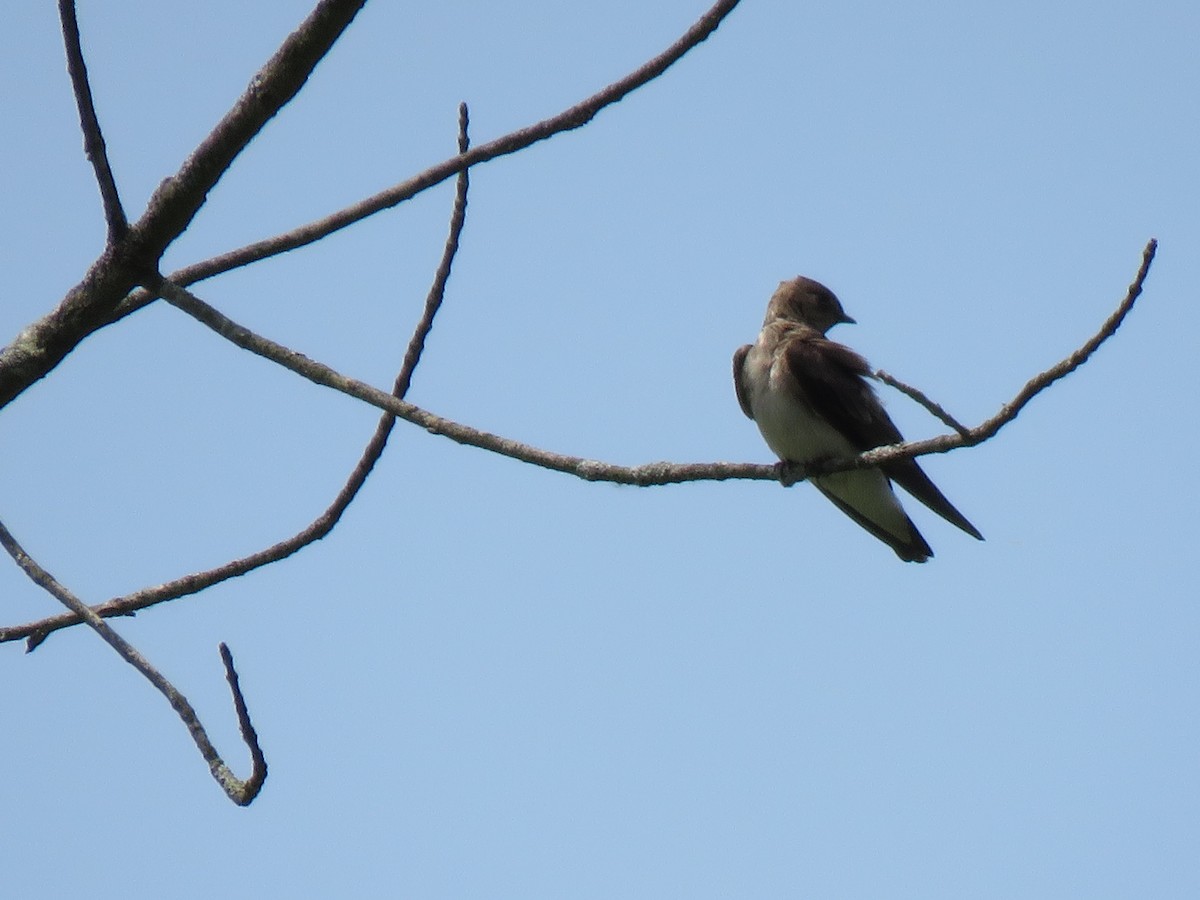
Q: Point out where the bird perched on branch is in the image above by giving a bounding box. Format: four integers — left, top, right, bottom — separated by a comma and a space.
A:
733, 276, 983, 562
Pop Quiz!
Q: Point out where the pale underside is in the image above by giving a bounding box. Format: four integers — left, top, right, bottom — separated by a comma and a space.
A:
739, 340, 928, 560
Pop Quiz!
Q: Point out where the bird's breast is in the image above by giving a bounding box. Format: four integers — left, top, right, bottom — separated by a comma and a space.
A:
746, 349, 858, 464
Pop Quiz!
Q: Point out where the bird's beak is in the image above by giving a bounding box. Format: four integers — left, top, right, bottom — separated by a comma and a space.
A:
839, 313, 857, 325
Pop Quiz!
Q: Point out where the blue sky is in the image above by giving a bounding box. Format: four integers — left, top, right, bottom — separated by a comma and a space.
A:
1, 1, 1197, 897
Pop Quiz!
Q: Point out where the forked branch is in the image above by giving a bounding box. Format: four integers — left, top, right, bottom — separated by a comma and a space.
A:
0, 519, 267, 806
842, 238, 1156, 474
105, 0, 744, 324
4, 104, 473, 652
0, 0, 369, 409
0, 239, 1156, 647
154, 240, 1155, 488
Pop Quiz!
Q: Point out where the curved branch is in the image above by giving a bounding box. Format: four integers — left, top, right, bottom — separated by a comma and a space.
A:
1, 0, 740, 411
162, 239, 1155, 482
151, 239, 1153, 481
8, 104, 472, 651
219, 642, 268, 803
0, 518, 267, 806
839, 237, 1157, 473
874, 369, 971, 436
58, 0, 127, 240
0, 239, 1156, 646
106, 0, 743, 323
2, 0, 740, 411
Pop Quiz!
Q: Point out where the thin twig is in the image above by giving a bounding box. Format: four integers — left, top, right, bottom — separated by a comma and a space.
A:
131, 0, 368, 260
847, 238, 1158, 471
395, 101, 472, 401
219, 642, 268, 798
0, 240, 1156, 646
156, 238, 1153, 478
2, 0, 739, 411
2, 0, 738, 410
58, 0, 127, 240
972, 239, 1156, 440
875, 369, 971, 436
104, 0, 743, 324
10, 104, 472, 652
149, 278, 749, 479
149, 237, 1155, 475
0, 518, 266, 806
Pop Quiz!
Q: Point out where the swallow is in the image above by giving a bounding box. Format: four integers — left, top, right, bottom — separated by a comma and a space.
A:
733, 276, 983, 561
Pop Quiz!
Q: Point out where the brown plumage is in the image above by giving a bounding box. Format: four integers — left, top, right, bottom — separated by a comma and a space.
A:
734, 277, 982, 561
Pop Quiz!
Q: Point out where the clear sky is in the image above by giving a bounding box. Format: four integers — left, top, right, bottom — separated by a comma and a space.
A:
2, 1, 1197, 897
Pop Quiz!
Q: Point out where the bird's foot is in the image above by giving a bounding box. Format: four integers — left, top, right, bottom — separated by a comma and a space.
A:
776, 460, 807, 487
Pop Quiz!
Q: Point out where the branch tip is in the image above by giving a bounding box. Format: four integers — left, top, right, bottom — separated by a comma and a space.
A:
218, 642, 268, 805
0, 517, 269, 806
57, 0, 127, 240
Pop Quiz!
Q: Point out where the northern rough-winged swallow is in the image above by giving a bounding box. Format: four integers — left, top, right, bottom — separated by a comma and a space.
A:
733, 276, 983, 562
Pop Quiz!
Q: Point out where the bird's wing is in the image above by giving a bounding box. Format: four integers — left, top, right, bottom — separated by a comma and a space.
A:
783, 336, 900, 446
814, 480, 934, 563
732, 344, 755, 419
785, 335, 984, 541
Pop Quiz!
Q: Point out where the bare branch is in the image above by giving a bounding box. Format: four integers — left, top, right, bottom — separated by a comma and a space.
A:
0, 0, 367, 410
875, 370, 971, 436
2, 0, 738, 411
841, 238, 1158, 472
106, 0, 744, 323
7, 104, 473, 650
132, 0, 368, 260
160, 238, 1153, 481
0, 242, 1156, 645
149, 278, 730, 480
58, 0, 127, 240
971, 238, 1156, 440
395, 102, 473, 399
0, 518, 267, 806
219, 642, 268, 801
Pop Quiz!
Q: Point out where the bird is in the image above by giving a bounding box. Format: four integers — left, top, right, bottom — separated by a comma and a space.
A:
732, 276, 983, 562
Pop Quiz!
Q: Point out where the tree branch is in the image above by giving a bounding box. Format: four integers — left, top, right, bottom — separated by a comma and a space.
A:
135, 238, 1151, 485
132, 0, 368, 260
0, 518, 267, 806
1, 0, 740, 411
104, 0, 744, 324
6, 104, 472, 651
0, 241, 1156, 647
150, 240, 1154, 488
875, 369, 971, 436
0, 0, 367, 409
840, 237, 1157, 473
58, 0, 127, 240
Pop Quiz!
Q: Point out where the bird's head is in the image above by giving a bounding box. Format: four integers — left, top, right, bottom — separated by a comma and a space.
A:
764, 277, 856, 333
